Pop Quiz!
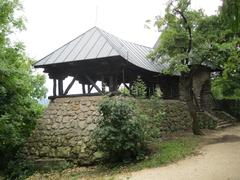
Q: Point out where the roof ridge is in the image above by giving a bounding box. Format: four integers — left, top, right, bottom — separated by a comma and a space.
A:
96, 27, 152, 49
96, 28, 162, 72
96, 27, 128, 60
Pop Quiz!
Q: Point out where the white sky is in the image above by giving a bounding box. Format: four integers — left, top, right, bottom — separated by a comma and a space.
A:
16, 0, 222, 97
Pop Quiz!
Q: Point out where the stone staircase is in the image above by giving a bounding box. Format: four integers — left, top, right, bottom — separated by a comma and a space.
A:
212, 110, 236, 129
198, 110, 236, 130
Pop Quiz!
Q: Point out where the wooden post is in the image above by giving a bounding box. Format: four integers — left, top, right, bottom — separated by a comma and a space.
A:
101, 76, 105, 93
87, 84, 90, 93
129, 82, 133, 95
58, 79, 64, 95
53, 79, 57, 96
113, 77, 118, 91
109, 76, 114, 92
82, 83, 86, 94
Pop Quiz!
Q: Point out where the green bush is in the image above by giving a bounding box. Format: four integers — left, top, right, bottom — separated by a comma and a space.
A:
131, 77, 147, 98
118, 87, 130, 96
135, 96, 165, 138
92, 97, 149, 162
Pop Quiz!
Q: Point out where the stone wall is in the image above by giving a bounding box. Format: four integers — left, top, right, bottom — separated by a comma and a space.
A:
24, 96, 102, 165
24, 96, 217, 165
160, 100, 192, 133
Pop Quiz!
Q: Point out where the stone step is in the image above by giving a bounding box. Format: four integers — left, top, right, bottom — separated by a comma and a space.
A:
213, 110, 236, 123
207, 110, 236, 129
218, 120, 232, 125
216, 123, 233, 129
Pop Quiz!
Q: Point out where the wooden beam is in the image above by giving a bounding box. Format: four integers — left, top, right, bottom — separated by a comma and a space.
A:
53, 79, 57, 96
123, 83, 130, 91
58, 79, 64, 95
84, 74, 103, 94
63, 77, 75, 95
88, 85, 93, 93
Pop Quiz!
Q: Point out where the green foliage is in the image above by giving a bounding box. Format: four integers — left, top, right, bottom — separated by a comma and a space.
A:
220, 0, 240, 36
93, 95, 166, 163
135, 96, 165, 138
151, 0, 240, 100
93, 97, 151, 162
216, 99, 240, 119
211, 38, 240, 99
131, 77, 147, 98
149, 0, 207, 75
5, 158, 36, 180
5, 156, 73, 180
0, 0, 47, 169
198, 113, 217, 129
118, 86, 130, 96
131, 136, 199, 170
196, 0, 240, 100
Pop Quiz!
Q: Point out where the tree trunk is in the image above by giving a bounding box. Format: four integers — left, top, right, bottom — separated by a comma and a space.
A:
181, 73, 203, 135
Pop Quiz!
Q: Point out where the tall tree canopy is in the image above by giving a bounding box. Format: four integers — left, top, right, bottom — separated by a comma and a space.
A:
0, 0, 46, 167
221, 0, 240, 36
150, 0, 210, 135
211, 0, 240, 99
151, 0, 240, 134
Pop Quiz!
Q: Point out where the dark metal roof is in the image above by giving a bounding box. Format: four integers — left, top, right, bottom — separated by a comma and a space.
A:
35, 27, 166, 72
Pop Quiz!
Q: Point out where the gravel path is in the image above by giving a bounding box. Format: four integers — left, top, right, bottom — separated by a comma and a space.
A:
120, 125, 240, 180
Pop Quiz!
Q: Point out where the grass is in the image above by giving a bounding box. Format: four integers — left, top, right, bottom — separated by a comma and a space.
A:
128, 136, 200, 171
28, 135, 201, 180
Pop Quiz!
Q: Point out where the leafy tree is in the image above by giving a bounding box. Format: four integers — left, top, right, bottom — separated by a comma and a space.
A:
151, 0, 240, 134
220, 0, 240, 36
0, 0, 46, 168
211, 0, 240, 100
150, 0, 208, 135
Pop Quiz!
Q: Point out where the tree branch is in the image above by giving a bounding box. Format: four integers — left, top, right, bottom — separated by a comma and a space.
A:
174, 8, 192, 64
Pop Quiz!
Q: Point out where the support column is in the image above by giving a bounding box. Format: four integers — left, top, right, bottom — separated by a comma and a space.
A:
87, 84, 90, 93
82, 83, 86, 94
58, 78, 64, 95
109, 76, 118, 92
53, 79, 57, 96
101, 76, 105, 93
109, 76, 114, 92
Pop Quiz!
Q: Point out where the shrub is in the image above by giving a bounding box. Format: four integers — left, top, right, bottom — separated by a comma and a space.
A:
92, 97, 148, 162
119, 87, 130, 96
134, 95, 165, 139
131, 77, 147, 98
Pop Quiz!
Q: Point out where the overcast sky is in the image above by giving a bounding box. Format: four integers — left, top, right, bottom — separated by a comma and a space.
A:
17, 0, 222, 96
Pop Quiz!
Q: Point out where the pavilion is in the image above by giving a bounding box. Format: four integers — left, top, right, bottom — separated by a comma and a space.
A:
34, 27, 181, 99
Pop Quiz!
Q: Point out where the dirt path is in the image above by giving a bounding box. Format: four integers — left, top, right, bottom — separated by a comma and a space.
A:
120, 125, 240, 180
